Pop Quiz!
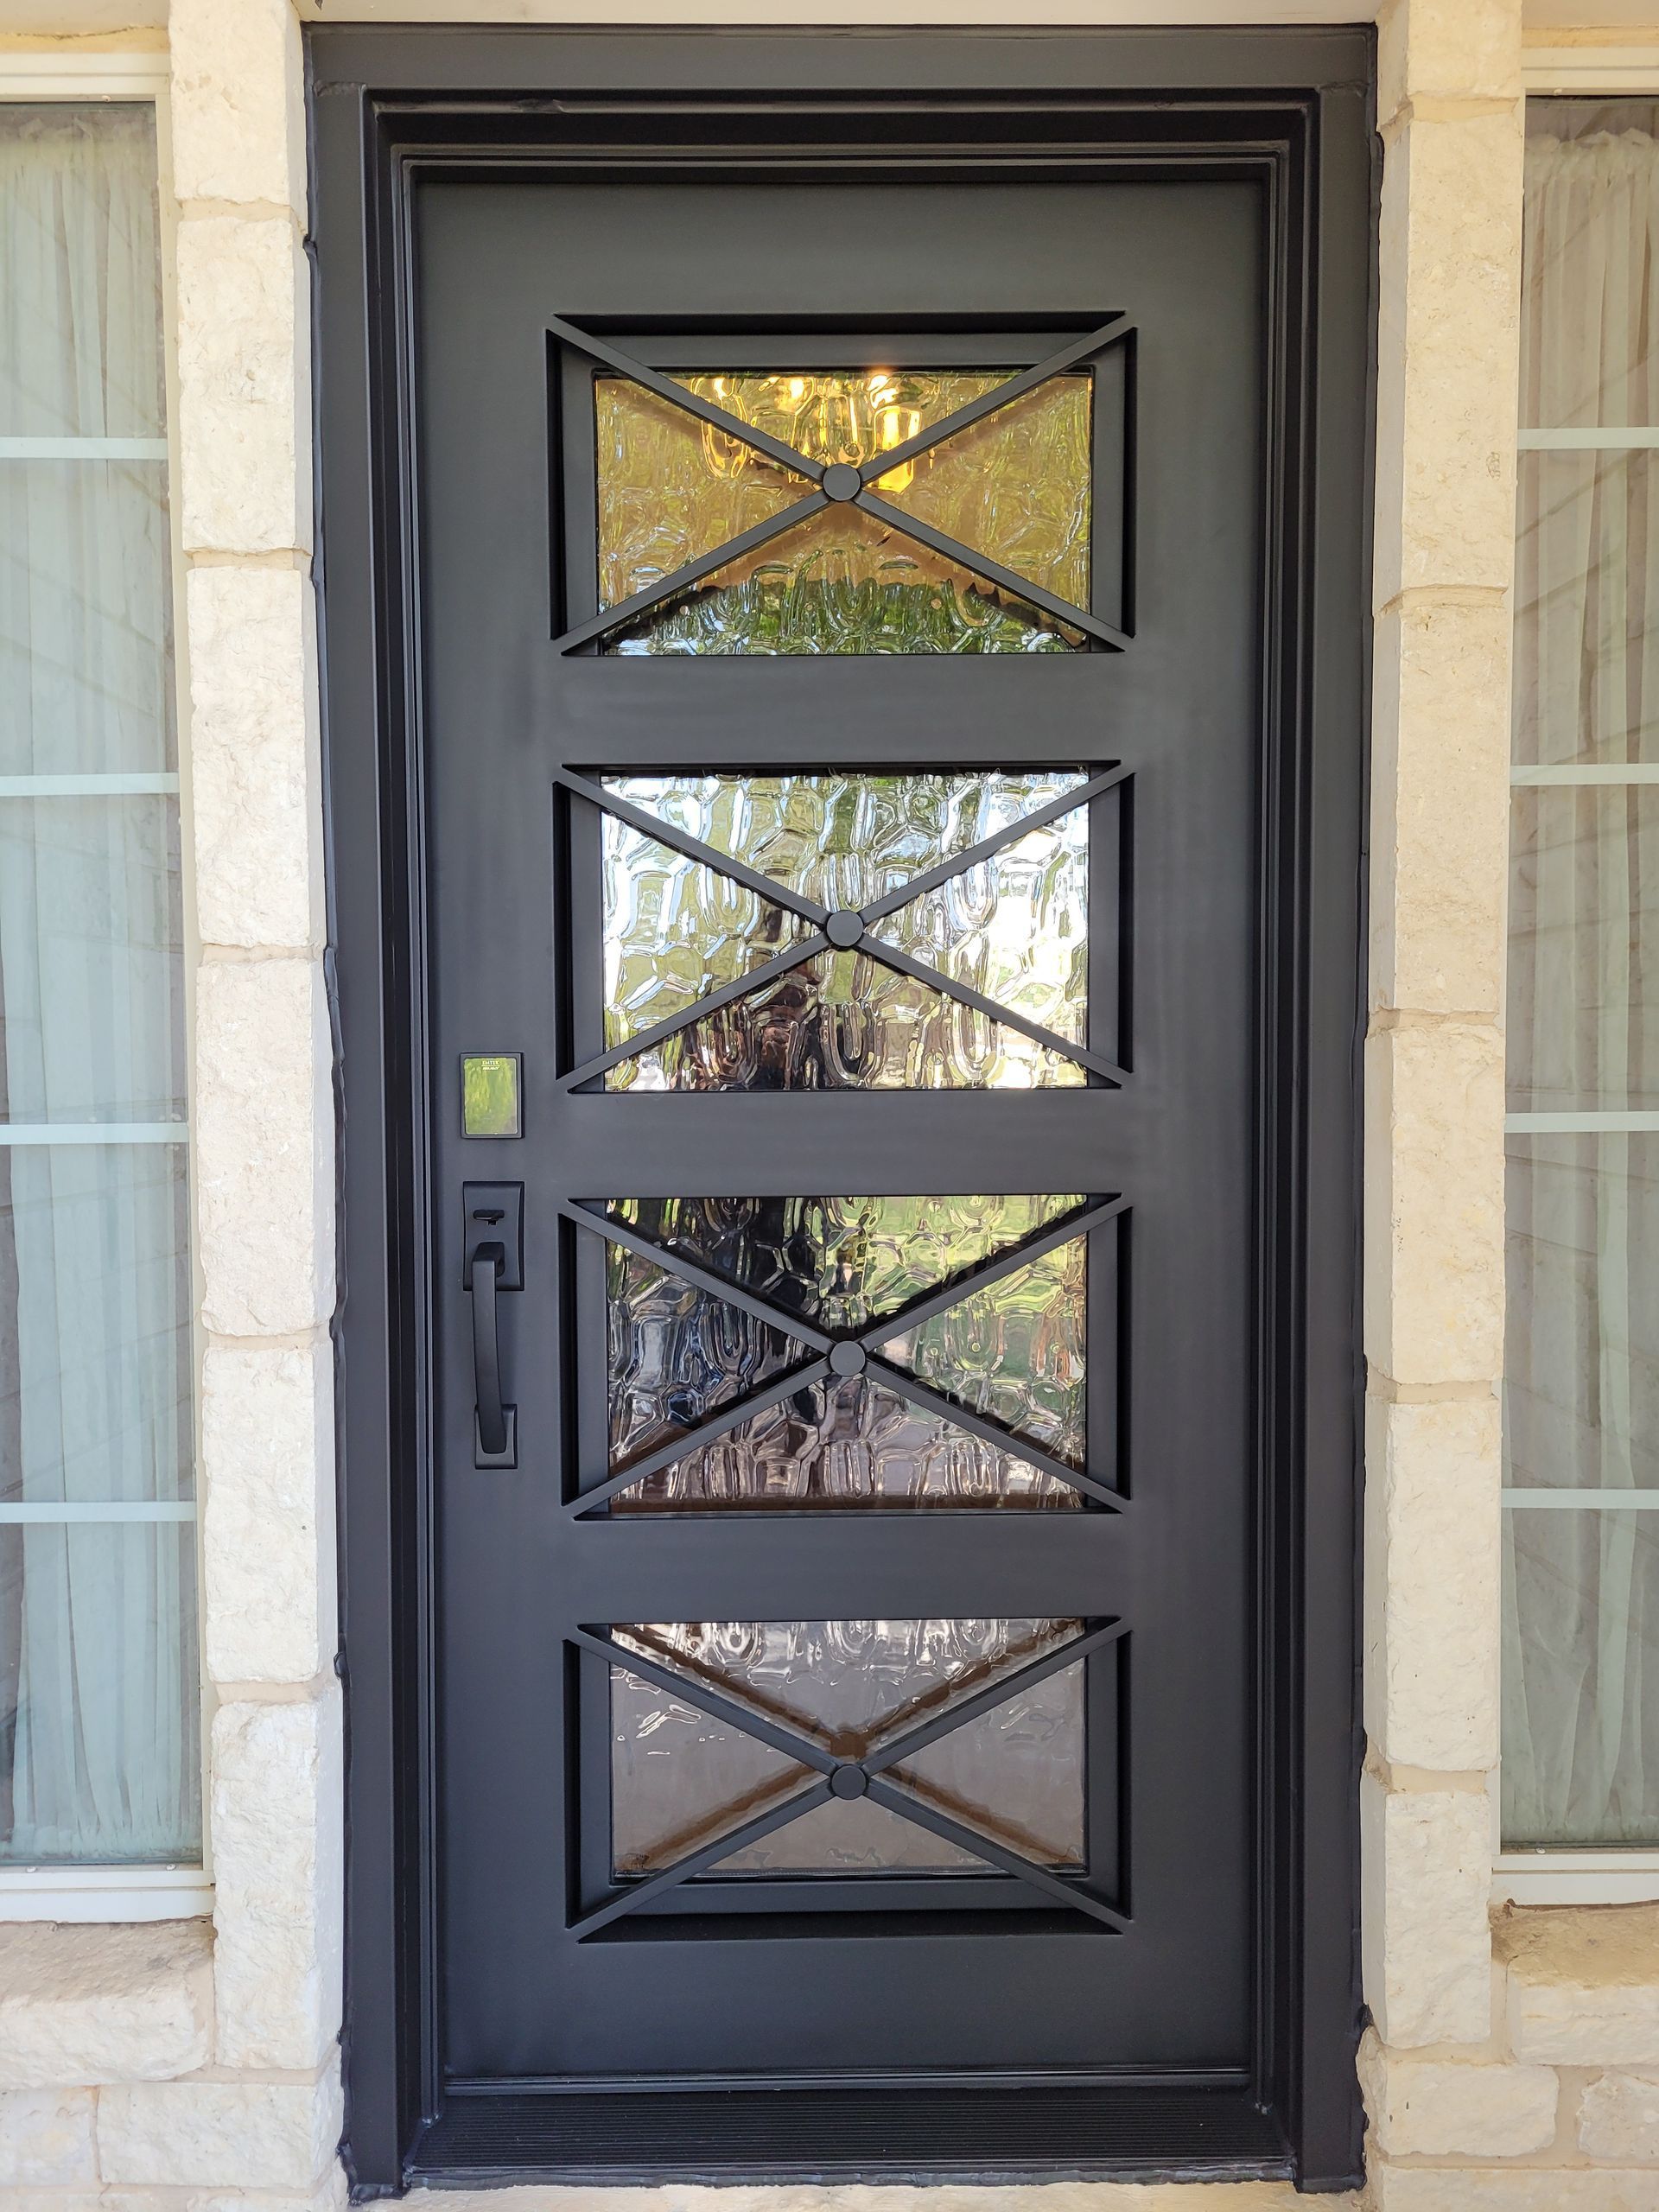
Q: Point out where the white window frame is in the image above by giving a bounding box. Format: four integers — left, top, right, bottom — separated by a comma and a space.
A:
1494, 48, 1659, 1910
0, 45, 211, 1924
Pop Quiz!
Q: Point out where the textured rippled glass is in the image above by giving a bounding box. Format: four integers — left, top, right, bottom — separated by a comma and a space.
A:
614, 949, 1081, 1090
883, 1241, 1087, 1469
604, 1197, 1084, 1504
605, 1193, 1082, 1331
880, 815, 1089, 1046
602, 818, 806, 1051
600, 774, 1090, 1071
607, 1246, 810, 1472
596, 369, 1090, 609
610, 1373, 1078, 1510
606, 505, 1084, 657
872, 379, 1091, 607
609, 1617, 1084, 1876
607, 770, 1085, 908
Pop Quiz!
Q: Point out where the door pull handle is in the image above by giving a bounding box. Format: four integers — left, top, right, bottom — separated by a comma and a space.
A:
462, 1182, 522, 1469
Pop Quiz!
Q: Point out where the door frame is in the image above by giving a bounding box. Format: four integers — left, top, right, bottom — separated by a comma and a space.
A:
309, 25, 1373, 2195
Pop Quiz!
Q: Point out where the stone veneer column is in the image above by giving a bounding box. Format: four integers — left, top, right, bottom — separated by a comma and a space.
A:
1360, 0, 1530, 2194
129, 0, 342, 2199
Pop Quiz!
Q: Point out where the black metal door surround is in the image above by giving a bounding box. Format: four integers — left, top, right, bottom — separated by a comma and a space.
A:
312, 29, 1371, 2196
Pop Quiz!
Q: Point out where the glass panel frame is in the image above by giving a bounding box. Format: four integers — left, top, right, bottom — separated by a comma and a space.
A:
550, 318, 1135, 655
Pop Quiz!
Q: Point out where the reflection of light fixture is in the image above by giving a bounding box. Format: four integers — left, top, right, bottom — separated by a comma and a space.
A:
788, 377, 805, 402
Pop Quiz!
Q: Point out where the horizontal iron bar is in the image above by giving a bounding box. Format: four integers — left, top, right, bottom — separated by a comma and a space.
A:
560, 935, 829, 1091
553, 765, 830, 925
555, 490, 830, 654
568, 1357, 833, 1516
857, 765, 1129, 925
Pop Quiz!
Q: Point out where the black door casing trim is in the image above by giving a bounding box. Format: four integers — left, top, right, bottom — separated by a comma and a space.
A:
308, 25, 1373, 2195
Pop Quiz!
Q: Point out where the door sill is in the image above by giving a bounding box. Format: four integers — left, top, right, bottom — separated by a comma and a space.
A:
406, 2082, 1290, 2186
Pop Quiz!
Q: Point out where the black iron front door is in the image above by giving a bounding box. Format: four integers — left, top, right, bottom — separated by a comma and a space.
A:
385, 107, 1322, 2173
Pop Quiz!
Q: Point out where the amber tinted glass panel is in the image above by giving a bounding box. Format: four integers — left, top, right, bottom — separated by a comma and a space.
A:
669, 369, 1010, 466
613, 949, 1083, 1090
872, 378, 1092, 606
605, 503, 1084, 657
596, 379, 810, 609
882, 1240, 1087, 1469
603, 817, 808, 1051
606, 367, 1091, 602
607, 1245, 811, 1473
604, 1193, 1082, 1331
608, 1618, 1084, 1877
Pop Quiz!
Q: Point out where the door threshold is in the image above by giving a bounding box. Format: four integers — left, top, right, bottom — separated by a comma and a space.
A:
405, 2083, 1290, 2187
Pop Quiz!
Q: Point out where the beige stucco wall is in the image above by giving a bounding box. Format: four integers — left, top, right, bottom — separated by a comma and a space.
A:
3, 0, 1659, 2204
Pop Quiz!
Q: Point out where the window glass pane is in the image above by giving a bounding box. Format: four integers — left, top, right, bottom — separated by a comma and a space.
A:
2, 1520, 198, 1864
1505, 1135, 1659, 1495
1504, 1510, 1659, 1846
0, 796, 186, 1123
0, 106, 197, 1867
596, 771, 1094, 1091
595, 367, 1092, 626
1505, 104, 1659, 1847
608, 1618, 1084, 1878
1509, 785, 1659, 1112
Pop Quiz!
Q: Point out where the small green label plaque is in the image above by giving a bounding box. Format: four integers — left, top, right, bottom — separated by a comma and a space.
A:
461, 1053, 522, 1139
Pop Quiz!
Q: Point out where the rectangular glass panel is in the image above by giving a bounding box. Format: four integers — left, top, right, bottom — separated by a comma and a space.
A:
0, 797, 185, 1124
0, 106, 198, 1867
598, 771, 1090, 1091
1514, 450, 1659, 770
594, 366, 1090, 654
1509, 785, 1659, 1112
602, 1196, 1086, 1506
1504, 1510, 1659, 1846
1506, 1136, 1659, 1495
608, 1618, 1084, 1878
1, 1519, 199, 1864
1504, 104, 1659, 1847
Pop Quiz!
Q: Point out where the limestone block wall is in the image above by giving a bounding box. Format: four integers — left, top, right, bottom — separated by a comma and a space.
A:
2, 1, 1659, 2206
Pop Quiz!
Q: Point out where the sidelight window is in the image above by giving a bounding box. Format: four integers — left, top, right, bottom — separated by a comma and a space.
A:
1503, 99, 1659, 1864
0, 95, 199, 1904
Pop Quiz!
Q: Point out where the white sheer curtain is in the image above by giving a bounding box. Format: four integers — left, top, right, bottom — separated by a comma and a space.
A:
1503, 118, 1659, 1845
0, 105, 197, 1864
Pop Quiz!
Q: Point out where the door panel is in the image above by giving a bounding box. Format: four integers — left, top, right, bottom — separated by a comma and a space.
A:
418, 173, 1259, 2085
